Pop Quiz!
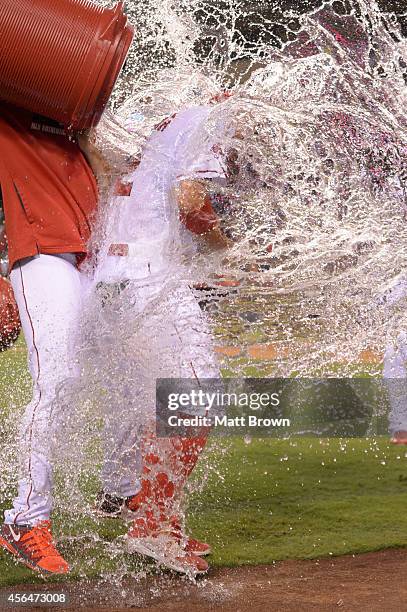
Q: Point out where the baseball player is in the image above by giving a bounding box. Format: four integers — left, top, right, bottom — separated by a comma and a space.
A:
81, 102, 232, 576
381, 279, 407, 444
0, 90, 232, 578
0, 102, 98, 574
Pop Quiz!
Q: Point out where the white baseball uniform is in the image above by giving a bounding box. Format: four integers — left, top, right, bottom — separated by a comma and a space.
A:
382, 277, 407, 434
5, 253, 86, 525
95, 105, 227, 498
95, 105, 227, 285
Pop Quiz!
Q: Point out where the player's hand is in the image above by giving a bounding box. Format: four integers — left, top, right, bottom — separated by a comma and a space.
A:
177, 180, 208, 215
78, 130, 113, 193
177, 180, 233, 249
200, 226, 234, 250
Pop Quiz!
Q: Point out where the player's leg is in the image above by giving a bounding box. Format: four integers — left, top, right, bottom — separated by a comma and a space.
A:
384, 331, 407, 444
96, 278, 174, 513
94, 281, 146, 518
148, 283, 217, 543
0, 253, 83, 574
97, 376, 143, 517
95, 280, 214, 574
98, 281, 216, 514
123, 284, 219, 574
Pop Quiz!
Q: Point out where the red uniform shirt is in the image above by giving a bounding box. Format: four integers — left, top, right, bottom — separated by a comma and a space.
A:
0, 102, 98, 271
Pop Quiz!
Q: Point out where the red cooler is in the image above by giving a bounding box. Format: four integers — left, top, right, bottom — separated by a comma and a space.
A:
0, 0, 134, 130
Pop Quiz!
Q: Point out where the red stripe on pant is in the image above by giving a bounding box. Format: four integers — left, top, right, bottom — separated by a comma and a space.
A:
14, 263, 42, 525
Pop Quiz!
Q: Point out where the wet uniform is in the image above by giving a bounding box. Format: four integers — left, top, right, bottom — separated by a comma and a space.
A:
0, 102, 98, 525
94, 105, 227, 499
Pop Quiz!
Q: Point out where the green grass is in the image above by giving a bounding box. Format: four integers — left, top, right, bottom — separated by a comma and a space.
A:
1, 343, 407, 587
0, 336, 31, 413
189, 437, 407, 566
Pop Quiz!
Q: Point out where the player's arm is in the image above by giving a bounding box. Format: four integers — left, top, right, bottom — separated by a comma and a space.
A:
78, 130, 113, 193
177, 179, 232, 250
77, 115, 140, 192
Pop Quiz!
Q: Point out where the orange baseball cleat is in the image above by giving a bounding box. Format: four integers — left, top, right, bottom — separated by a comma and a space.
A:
183, 537, 211, 556
170, 517, 212, 557
94, 491, 211, 556
126, 519, 209, 577
0, 521, 69, 574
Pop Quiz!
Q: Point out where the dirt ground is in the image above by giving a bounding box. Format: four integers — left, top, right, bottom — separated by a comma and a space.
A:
2, 548, 407, 612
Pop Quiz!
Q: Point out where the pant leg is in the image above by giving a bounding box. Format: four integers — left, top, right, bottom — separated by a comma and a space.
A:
131, 281, 220, 384
384, 331, 407, 435
5, 254, 83, 525
100, 281, 219, 498
100, 376, 143, 498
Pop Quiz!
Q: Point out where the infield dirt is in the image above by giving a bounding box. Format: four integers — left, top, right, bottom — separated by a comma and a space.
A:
3, 548, 406, 611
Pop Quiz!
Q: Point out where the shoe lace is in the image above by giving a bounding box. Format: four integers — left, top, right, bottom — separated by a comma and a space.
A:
20, 523, 57, 561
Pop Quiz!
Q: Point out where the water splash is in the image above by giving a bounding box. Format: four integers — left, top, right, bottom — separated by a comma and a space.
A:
43, 0, 407, 562
1, 0, 407, 586
89, 0, 407, 377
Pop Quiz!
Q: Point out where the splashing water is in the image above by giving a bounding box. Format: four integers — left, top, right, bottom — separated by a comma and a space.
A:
1, 0, 407, 586
90, 0, 407, 377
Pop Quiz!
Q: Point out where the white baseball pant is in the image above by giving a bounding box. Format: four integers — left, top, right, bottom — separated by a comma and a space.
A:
384, 331, 407, 435
381, 275, 407, 434
5, 253, 83, 525
4, 249, 216, 522
100, 280, 220, 498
